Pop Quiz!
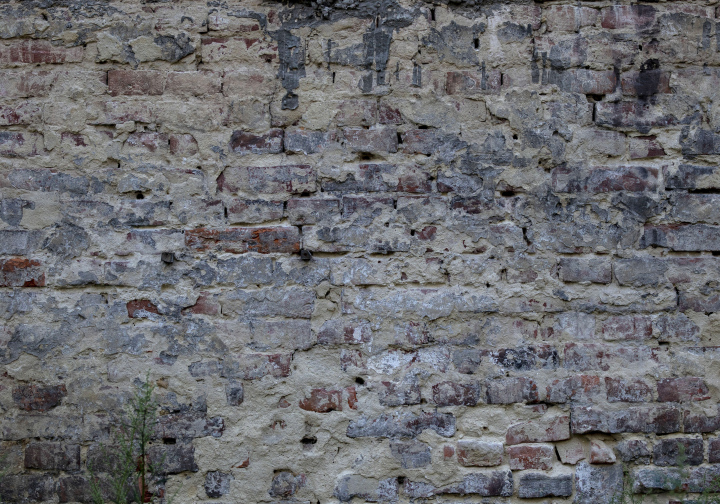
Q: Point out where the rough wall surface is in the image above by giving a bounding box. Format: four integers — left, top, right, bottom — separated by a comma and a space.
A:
2, 0, 720, 502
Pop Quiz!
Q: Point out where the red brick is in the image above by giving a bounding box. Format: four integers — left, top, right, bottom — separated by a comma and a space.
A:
125, 132, 168, 153
229, 129, 283, 155
396, 167, 432, 193
657, 378, 710, 403
226, 199, 284, 224
317, 320, 372, 346
0, 40, 83, 65
0, 258, 45, 287
432, 381, 480, 406
12, 384, 67, 412
709, 438, 720, 463
642, 224, 720, 252
601, 5, 656, 30
506, 416, 571, 445
166, 70, 221, 96
185, 227, 301, 254
601, 315, 652, 341
446, 70, 501, 95
605, 377, 653, 403
299, 388, 343, 413
552, 165, 659, 193
108, 70, 165, 96
507, 444, 555, 470
343, 127, 398, 153
401, 129, 440, 155
127, 299, 159, 318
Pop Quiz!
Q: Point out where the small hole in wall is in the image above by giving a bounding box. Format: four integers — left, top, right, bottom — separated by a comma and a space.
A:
136, 192, 144, 200
385, 222, 390, 227
430, 8, 435, 21
163, 438, 176, 445
397, 476, 406, 485
639, 44, 643, 51
473, 38, 479, 50
301, 436, 317, 445
332, 71, 336, 83
410, 230, 416, 236
512, 134, 518, 140
355, 377, 365, 385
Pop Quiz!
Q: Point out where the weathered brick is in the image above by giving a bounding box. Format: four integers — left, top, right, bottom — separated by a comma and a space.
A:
270, 471, 306, 499
343, 127, 398, 153
25, 442, 80, 471
671, 193, 720, 224
126, 299, 159, 318
0, 474, 57, 503
287, 198, 339, 225
601, 315, 652, 341
590, 440, 616, 464
390, 439, 431, 469
518, 473, 572, 498
156, 412, 224, 440
657, 377, 710, 403
166, 71, 221, 96
601, 5, 656, 30
336, 100, 378, 127
347, 411, 456, 438
548, 69, 616, 95
457, 440, 503, 467
225, 199, 284, 224
334, 475, 397, 502
284, 128, 335, 154
575, 462, 623, 504
507, 444, 555, 470
571, 405, 682, 434
629, 135, 666, 159
552, 165, 659, 193
595, 101, 679, 134
605, 377, 653, 403
0, 70, 56, 99
405, 471, 513, 498
564, 343, 658, 372
616, 439, 651, 463
0, 40, 83, 64
229, 129, 283, 155
632, 465, 720, 494
12, 384, 67, 411
665, 164, 720, 190
614, 257, 668, 287
558, 257, 611, 284
546, 375, 602, 404
185, 227, 301, 254
225, 353, 292, 380
299, 388, 343, 413
710, 438, 720, 463
653, 438, 703, 466
108, 70, 165, 96
446, 70, 501, 95
377, 377, 421, 406
642, 224, 720, 252
506, 416, 570, 445
148, 443, 198, 474
545, 6, 598, 32
218, 165, 315, 195
486, 377, 538, 404
0, 258, 45, 287
0, 131, 43, 157
432, 380, 480, 406
205, 471, 233, 498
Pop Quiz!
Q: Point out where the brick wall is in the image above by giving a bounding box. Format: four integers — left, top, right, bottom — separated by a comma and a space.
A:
1, 0, 720, 502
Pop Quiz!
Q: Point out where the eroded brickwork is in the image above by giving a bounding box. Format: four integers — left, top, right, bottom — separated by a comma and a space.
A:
2, 0, 720, 502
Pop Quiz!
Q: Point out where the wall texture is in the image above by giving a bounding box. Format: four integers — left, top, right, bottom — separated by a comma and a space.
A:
2, 0, 720, 502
